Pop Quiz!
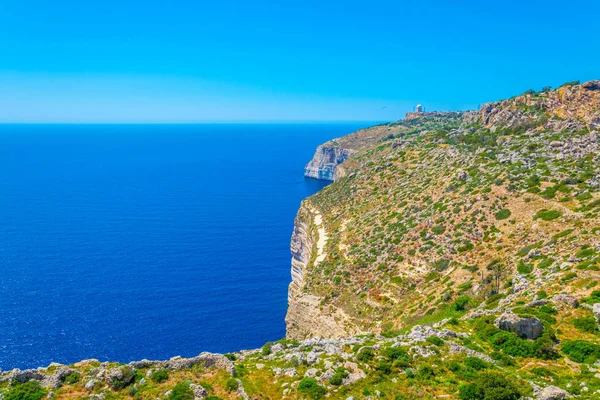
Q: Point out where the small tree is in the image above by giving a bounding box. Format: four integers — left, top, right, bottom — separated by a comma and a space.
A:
486, 259, 506, 294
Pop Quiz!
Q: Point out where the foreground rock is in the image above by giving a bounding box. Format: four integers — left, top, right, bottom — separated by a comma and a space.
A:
495, 311, 544, 340
536, 385, 570, 400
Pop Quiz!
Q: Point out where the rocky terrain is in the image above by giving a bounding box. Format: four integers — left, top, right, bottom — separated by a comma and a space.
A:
2, 81, 600, 399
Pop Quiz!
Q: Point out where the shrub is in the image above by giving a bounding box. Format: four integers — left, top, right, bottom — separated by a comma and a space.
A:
431, 224, 446, 235
63, 372, 81, 385
297, 378, 326, 399
562, 340, 600, 363
585, 290, 600, 304
168, 383, 194, 400
573, 317, 599, 334
458, 371, 521, 400
375, 360, 392, 375
454, 296, 471, 311
225, 378, 239, 391
150, 369, 169, 383
383, 346, 410, 361
261, 343, 272, 356
4, 381, 46, 400
356, 347, 375, 362
517, 261, 533, 274
495, 209, 511, 220
464, 357, 489, 371
329, 370, 346, 385
458, 241, 474, 252
426, 336, 444, 346
533, 209, 562, 221
489, 351, 515, 366
416, 365, 435, 380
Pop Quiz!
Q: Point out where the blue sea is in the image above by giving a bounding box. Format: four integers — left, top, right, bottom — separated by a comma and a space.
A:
0, 123, 370, 370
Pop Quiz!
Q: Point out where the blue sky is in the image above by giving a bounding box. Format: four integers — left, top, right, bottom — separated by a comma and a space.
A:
0, 0, 598, 123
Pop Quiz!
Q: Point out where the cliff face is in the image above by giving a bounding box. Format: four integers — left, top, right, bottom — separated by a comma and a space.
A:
303, 145, 354, 181
285, 201, 362, 339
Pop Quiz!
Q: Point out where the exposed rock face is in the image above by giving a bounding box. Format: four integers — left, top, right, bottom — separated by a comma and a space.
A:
285, 203, 361, 339
552, 294, 579, 308
494, 311, 544, 340
593, 303, 600, 324
129, 353, 235, 375
304, 145, 354, 181
536, 385, 570, 400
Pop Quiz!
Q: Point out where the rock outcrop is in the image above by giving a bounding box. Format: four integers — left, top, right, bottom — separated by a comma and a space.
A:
285, 202, 361, 339
304, 145, 353, 181
536, 385, 570, 400
494, 311, 544, 340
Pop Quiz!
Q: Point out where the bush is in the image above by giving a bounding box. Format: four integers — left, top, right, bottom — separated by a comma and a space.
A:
297, 378, 326, 399
573, 317, 599, 334
168, 383, 194, 400
356, 347, 375, 362
454, 296, 471, 311
150, 369, 169, 383
533, 209, 562, 221
383, 346, 410, 367
225, 378, 239, 391
489, 351, 515, 366
4, 381, 46, 400
585, 290, 600, 305
495, 209, 511, 220
464, 357, 489, 371
458, 371, 521, 400
431, 224, 446, 235
517, 261, 533, 274
426, 336, 444, 346
63, 372, 81, 385
562, 340, 600, 363
261, 343, 272, 356
330, 369, 348, 385
416, 365, 435, 380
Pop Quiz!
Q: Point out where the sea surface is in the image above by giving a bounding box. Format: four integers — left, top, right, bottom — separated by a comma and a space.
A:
0, 123, 371, 370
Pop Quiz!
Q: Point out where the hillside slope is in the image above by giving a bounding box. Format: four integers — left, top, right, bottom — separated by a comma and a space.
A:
288, 80, 600, 339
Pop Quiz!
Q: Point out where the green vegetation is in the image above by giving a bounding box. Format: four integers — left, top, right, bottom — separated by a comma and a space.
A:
494, 209, 511, 220
150, 369, 169, 383
168, 382, 194, 400
573, 317, 599, 334
298, 378, 326, 399
533, 209, 562, 221
225, 378, 239, 391
459, 371, 521, 400
562, 340, 600, 363
4, 382, 46, 400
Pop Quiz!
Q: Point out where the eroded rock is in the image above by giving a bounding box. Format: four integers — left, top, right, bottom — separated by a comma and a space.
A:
494, 311, 543, 339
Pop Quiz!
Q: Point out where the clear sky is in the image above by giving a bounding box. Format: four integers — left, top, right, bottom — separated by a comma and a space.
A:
1, 0, 599, 123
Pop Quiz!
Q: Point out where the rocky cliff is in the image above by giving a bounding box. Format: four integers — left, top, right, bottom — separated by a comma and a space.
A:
287, 81, 600, 341
303, 145, 354, 181
286, 202, 363, 339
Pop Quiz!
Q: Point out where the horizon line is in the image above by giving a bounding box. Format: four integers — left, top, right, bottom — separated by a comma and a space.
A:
0, 120, 391, 125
